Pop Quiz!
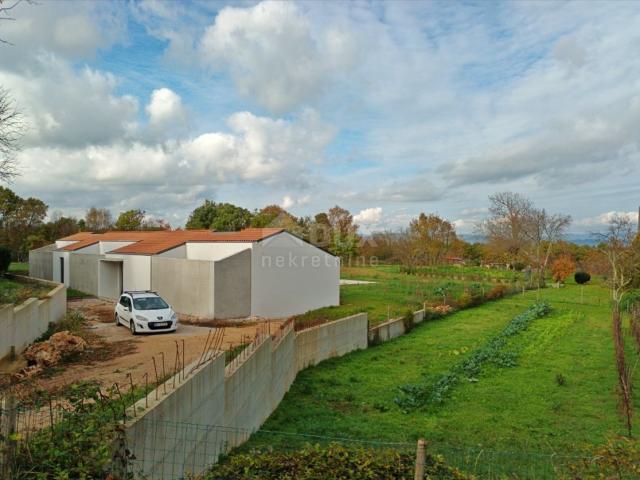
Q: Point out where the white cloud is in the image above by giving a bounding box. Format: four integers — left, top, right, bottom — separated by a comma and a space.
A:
354, 207, 383, 225
281, 195, 310, 210
199, 0, 357, 113
575, 211, 639, 228
146, 88, 186, 126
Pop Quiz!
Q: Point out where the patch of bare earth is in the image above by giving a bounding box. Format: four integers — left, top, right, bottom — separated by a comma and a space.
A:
19, 298, 283, 395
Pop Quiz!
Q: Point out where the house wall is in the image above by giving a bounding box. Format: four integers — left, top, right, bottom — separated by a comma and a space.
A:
55, 240, 79, 248
157, 244, 186, 258
69, 254, 101, 295
213, 249, 251, 319
52, 251, 70, 286
251, 232, 339, 318
28, 244, 55, 281
186, 242, 251, 261
99, 241, 135, 254
150, 257, 215, 317
99, 261, 123, 299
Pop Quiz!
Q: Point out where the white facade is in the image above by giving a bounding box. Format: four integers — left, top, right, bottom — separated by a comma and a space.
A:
44, 232, 339, 319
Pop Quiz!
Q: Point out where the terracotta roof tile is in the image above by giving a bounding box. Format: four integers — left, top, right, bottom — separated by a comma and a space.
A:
59, 228, 284, 255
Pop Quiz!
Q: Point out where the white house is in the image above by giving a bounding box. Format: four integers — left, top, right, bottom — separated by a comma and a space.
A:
29, 228, 340, 319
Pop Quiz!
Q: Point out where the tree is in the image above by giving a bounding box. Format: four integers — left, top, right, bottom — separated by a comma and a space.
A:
85, 207, 113, 232
251, 205, 299, 231
0, 187, 47, 259
480, 192, 533, 264
597, 215, 639, 309
0, 85, 23, 182
115, 209, 146, 231
186, 200, 252, 231
326, 205, 359, 261
409, 213, 457, 265
551, 255, 575, 284
524, 208, 572, 287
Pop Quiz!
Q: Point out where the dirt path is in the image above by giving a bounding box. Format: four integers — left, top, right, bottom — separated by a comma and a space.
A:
29, 299, 283, 393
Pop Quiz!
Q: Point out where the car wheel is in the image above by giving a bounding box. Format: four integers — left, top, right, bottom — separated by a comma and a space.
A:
130, 320, 137, 335
115, 313, 120, 326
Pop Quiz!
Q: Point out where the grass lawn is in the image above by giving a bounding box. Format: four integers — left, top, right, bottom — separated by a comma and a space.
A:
294, 265, 518, 328
252, 275, 634, 477
8, 262, 29, 275
0, 277, 51, 304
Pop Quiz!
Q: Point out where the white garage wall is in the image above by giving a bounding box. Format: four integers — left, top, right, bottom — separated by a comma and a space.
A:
251, 232, 339, 318
186, 242, 252, 261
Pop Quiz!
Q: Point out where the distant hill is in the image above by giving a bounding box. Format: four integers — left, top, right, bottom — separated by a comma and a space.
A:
459, 233, 600, 246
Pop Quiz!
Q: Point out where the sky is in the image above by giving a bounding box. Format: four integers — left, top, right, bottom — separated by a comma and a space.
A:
1, 0, 639, 234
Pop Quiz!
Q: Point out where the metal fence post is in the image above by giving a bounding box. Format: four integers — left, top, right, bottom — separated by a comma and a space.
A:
414, 438, 426, 480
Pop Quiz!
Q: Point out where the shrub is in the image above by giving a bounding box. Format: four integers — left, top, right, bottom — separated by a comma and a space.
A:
0, 246, 11, 274
552, 255, 576, 283
621, 291, 640, 312
556, 373, 567, 386
456, 291, 473, 309
402, 309, 415, 333
574, 271, 591, 285
513, 262, 525, 272
486, 284, 508, 300
206, 443, 472, 480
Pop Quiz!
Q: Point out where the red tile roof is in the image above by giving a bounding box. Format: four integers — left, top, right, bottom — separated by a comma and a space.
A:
59, 228, 284, 255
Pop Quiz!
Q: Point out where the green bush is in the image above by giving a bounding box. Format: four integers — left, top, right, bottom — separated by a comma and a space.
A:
456, 292, 473, 309
205, 443, 471, 480
574, 271, 591, 285
402, 309, 415, 333
486, 284, 508, 300
513, 262, 526, 272
621, 290, 640, 312
0, 246, 11, 274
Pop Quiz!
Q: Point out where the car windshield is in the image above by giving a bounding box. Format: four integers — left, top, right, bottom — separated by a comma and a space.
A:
133, 296, 169, 311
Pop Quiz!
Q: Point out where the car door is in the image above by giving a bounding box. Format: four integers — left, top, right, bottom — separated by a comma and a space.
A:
120, 296, 133, 324
116, 295, 127, 324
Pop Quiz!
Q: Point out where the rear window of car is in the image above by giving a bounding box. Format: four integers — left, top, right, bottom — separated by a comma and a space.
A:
133, 296, 169, 311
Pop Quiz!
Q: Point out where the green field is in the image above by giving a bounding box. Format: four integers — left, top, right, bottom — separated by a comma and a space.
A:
294, 265, 523, 328
8, 262, 29, 274
252, 274, 634, 477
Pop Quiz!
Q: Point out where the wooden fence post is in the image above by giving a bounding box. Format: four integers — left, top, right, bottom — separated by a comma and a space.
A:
1, 393, 17, 480
414, 438, 426, 480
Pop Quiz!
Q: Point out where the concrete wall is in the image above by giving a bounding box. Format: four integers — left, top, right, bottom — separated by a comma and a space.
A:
368, 309, 426, 344
69, 254, 101, 295
150, 257, 215, 317
251, 232, 340, 318
52, 251, 69, 285
157, 244, 186, 258
99, 260, 122, 299
186, 242, 251, 261
28, 244, 55, 281
125, 313, 368, 480
213, 249, 251, 319
0, 280, 66, 361
295, 313, 368, 371
125, 355, 226, 480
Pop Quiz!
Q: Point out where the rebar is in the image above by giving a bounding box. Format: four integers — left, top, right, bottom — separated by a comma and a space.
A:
127, 373, 136, 417
152, 356, 160, 400
160, 352, 167, 395
143, 373, 149, 408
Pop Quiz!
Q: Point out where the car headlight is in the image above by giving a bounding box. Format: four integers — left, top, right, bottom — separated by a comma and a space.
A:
135, 315, 148, 322
171, 312, 178, 321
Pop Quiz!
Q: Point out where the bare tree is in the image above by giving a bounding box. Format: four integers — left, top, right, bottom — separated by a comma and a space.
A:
597, 215, 639, 309
0, 87, 22, 182
524, 208, 572, 287
479, 192, 533, 265
0, 0, 25, 46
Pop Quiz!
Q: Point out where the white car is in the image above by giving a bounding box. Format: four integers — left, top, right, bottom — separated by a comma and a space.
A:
115, 291, 178, 335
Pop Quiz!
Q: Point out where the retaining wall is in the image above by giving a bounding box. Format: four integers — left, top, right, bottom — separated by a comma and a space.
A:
368, 309, 425, 343
125, 313, 368, 480
28, 244, 55, 281
0, 279, 66, 361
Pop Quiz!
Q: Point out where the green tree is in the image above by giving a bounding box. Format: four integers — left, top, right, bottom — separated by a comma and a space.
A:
115, 209, 146, 231
326, 205, 359, 261
186, 200, 252, 231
